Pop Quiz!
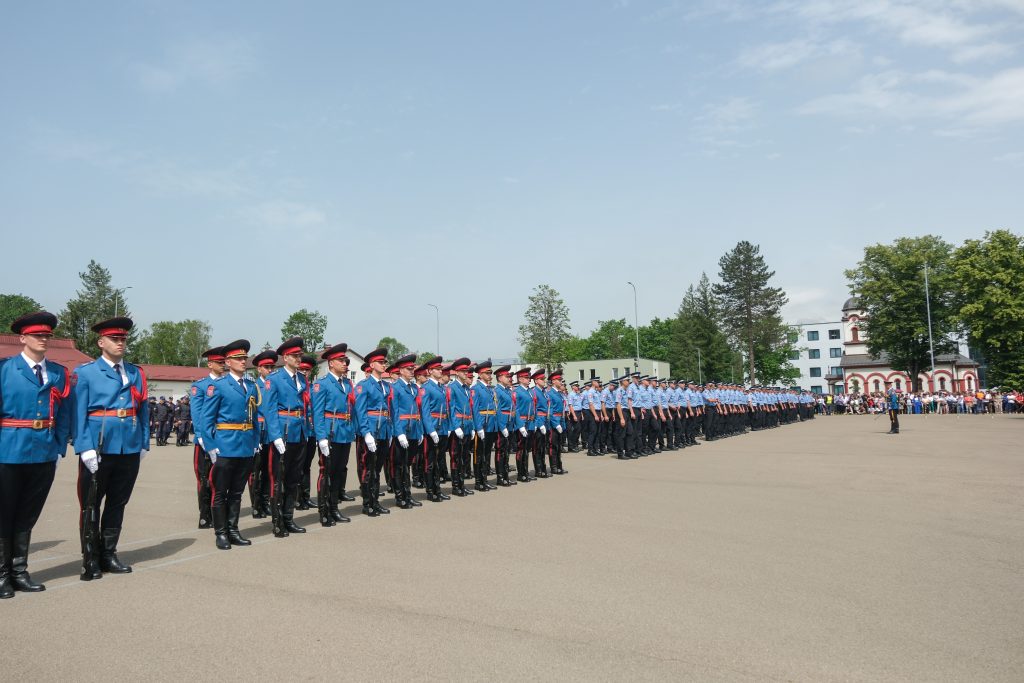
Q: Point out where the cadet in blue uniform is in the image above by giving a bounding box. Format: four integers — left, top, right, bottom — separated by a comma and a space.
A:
296, 354, 318, 510
546, 370, 568, 475
388, 353, 424, 509
444, 357, 475, 496
354, 347, 393, 516
471, 360, 498, 492
512, 368, 535, 482
582, 377, 602, 456
248, 350, 277, 519
530, 370, 551, 478
492, 365, 516, 486
260, 336, 309, 537
0, 312, 74, 597
72, 317, 150, 581
311, 343, 355, 526
197, 340, 260, 550
567, 382, 583, 452
189, 345, 225, 529
418, 356, 449, 502
613, 377, 634, 459
887, 385, 901, 434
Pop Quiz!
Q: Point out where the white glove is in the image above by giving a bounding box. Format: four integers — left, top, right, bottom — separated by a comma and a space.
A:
519, 427, 528, 437
81, 450, 100, 473
501, 428, 508, 437
398, 434, 409, 449
540, 425, 547, 435
476, 429, 485, 439
455, 427, 464, 439
140, 449, 148, 461
197, 437, 204, 449
429, 431, 439, 444
318, 439, 330, 456
273, 438, 285, 454
555, 425, 562, 434
209, 449, 218, 463
364, 433, 377, 452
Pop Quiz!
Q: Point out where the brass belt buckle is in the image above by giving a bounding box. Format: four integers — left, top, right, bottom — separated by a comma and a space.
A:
116, 408, 128, 418
32, 419, 45, 429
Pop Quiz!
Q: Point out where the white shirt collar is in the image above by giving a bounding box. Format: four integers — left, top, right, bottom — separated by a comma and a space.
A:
21, 352, 45, 368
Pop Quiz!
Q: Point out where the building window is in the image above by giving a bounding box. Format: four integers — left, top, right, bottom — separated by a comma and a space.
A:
829, 329, 841, 340
807, 331, 819, 341
788, 350, 800, 360
612, 368, 619, 379
939, 377, 946, 391
873, 379, 881, 392
851, 327, 860, 342
787, 331, 798, 344
829, 366, 842, 377
349, 371, 356, 380
809, 349, 821, 359
810, 385, 823, 394
894, 378, 901, 390
809, 367, 822, 377
589, 369, 596, 379
623, 368, 629, 377
579, 369, 585, 381
967, 376, 973, 391
829, 348, 842, 358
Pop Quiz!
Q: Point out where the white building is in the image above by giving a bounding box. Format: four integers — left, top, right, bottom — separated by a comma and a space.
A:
788, 321, 847, 394
563, 358, 670, 384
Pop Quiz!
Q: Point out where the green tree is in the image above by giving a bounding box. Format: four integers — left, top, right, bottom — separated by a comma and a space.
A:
639, 317, 674, 362
578, 319, 635, 359
751, 321, 801, 385
713, 241, 788, 383
135, 319, 212, 366
845, 235, 957, 392
56, 260, 137, 358
670, 274, 735, 383
416, 351, 436, 364
0, 293, 44, 331
376, 336, 412, 361
953, 229, 1024, 388
518, 284, 573, 371
280, 308, 327, 353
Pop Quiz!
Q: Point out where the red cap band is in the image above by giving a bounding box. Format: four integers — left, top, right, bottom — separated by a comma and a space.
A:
280, 346, 302, 356
225, 351, 247, 359
20, 324, 53, 335
255, 358, 275, 367
326, 351, 348, 360
98, 328, 128, 337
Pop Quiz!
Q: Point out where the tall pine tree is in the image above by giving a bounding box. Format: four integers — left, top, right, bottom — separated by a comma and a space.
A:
518, 284, 573, 371
713, 242, 788, 384
670, 274, 735, 383
56, 260, 138, 358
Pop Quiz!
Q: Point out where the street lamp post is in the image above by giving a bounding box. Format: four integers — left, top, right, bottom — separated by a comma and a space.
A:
923, 262, 936, 391
427, 304, 439, 356
626, 282, 640, 372
696, 347, 702, 385
114, 286, 133, 317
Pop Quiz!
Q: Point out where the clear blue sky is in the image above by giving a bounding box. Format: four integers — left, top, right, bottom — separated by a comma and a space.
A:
3, 1, 1021, 358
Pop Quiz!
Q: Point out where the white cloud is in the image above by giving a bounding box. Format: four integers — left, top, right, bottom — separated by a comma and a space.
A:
132, 35, 257, 93
737, 38, 860, 71
239, 201, 326, 228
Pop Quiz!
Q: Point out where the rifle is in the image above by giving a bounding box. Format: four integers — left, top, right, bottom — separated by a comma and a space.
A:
81, 414, 104, 574
318, 415, 333, 525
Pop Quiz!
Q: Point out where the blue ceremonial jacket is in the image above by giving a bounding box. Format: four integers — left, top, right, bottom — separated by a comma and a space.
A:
420, 379, 445, 436
512, 384, 535, 430
530, 386, 548, 430
311, 373, 356, 443
0, 356, 74, 463
448, 381, 473, 431
355, 375, 393, 440
390, 378, 423, 441
189, 374, 217, 448
471, 380, 498, 432
73, 358, 150, 455
198, 374, 259, 458
545, 387, 565, 430
494, 384, 513, 431
262, 368, 309, 443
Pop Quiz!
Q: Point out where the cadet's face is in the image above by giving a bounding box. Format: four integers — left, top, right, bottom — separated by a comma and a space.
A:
479, 370, 492, 385
208, 359, 226, 375
552, 378, 563, 391
330, 358, 349, 375
535, 378, 547, 388
98, 335, 127, 361
282, 353, 300, 371
429, 367, 442, 381
399, 366, 414, 381
370, 358, 386, 376
258, 366, 272, 378
498, 374, 511, 386
226, 356, 247, 374
21, 333, 50, 357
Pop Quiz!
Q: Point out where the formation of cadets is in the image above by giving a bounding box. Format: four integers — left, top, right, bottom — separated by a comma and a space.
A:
0, 311, 815, 598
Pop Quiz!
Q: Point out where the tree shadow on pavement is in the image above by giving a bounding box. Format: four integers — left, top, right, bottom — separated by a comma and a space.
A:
28, 539, 63, 553
32, 537, 196, 584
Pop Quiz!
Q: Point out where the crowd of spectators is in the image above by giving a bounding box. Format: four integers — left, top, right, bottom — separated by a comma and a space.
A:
812, 389, 1022, 416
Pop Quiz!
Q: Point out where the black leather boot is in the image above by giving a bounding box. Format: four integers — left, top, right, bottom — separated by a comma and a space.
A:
10, 531, 45, 592
198, 489, 212, 529
282, 492, 306, 533
213, 506, 231, 550
271, 491, 288, 538
79, 516, 103, 581
361, 484, 379, 517
227, 501, 252, 546
100, 528, 133, 573
0, 538, 14, 599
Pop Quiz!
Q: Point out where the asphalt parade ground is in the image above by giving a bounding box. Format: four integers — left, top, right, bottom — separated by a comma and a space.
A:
4, 414, 1022, 682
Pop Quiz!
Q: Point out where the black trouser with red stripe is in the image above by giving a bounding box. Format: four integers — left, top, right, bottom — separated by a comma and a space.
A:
268, 442, 305, 528
355, 439, 380, 506
0, 462, 55, 538
494, 430, 511, 481
77, 454, 140, 534
248, 444, 271, 515
513, 429, 531, 479
448, 433, 470, 490
474, 432, 496, 485
210, 456, 252, 508
389, 441, 410, 502
422, 436, 441, 492
320, 442, 351, 508
194, 444, 213, 524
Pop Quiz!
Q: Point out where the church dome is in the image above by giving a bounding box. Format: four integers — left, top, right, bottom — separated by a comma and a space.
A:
842, 296, 863, 312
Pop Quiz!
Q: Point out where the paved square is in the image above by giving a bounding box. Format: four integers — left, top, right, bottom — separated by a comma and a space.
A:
5, 415, 1022, 681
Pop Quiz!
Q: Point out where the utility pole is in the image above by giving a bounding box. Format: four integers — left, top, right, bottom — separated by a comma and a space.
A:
924, 262, 936, 390
627, 282, 640, 373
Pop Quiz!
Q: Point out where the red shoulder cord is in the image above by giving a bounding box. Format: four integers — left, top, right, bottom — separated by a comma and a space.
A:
303, 387, 311, 415
48, 364, 72, 426
130, 367, 148, 409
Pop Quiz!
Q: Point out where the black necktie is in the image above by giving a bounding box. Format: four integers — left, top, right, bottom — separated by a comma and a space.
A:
113, 363, 122, 382
239, 378, 246, 393
33, 364, 43, 385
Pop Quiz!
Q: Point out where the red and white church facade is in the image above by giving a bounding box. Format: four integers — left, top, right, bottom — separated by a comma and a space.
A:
832, 298, 980, 395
